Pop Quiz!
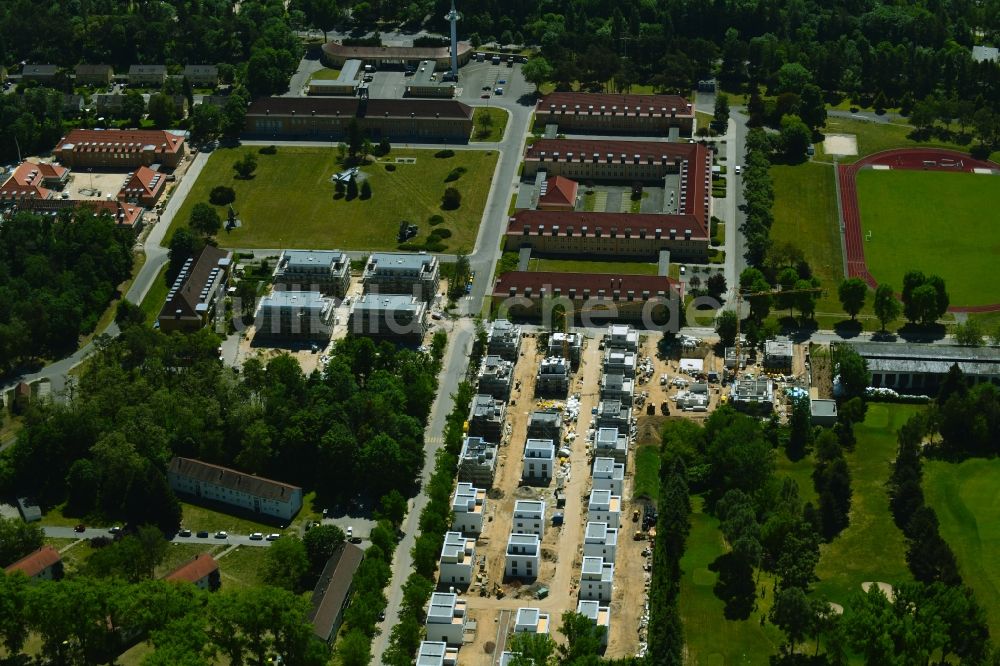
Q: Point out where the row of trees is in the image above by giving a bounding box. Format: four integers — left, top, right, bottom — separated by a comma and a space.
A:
503, 611, 641, 665
740, 128, 776, 267
646, 460, 690, 664
0, 210, 135, 376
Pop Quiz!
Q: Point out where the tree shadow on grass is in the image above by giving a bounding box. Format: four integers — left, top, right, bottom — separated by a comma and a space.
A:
709, 552, 757, 621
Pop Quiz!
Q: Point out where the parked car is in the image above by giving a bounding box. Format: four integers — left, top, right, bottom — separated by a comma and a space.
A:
482, 85, 491, 91
266, 533, 281, 541
108, 526, 122, 534
249, 532, 264, 540
481, 93, 490, 98
178, 528, 192, 537
197, 530, 209, 538
74, 524, 86, 533
498, 79, 506, 84
734, 165, 742, 175
215, 531, 228, 539
494, 87, 504, 95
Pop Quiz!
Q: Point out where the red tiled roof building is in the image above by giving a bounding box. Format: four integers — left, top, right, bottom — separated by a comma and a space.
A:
4, 546, 63, 581
117, 166, 166, 207
17, 198, 145, 230
537, 175, 579, 210
535, 92, 695, 136
54, 129, 186, 168
165, 554, 221, 591
0, 161, 69, 202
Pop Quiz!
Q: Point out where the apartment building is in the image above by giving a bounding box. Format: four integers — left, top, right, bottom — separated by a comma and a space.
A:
346, 293, 427, 341
583, 521, 619, 562
536, 355, 570, 395
451, 482, 486, 535
548, 332, 582, 365
273, 250, 351, 297
167, 457, 303, 521
604, 348, 637, 377
527, 410, 562, 442
129, 64, 167, 85
505, 533, 541, 580
4, 546, 63, 581
576, 600, 611, 646
594, 427, 629, 464
591, 457, 625, 496
362, 251, 440, 302
439, 532, 476, 586
165, 554, 220, 591
416, 641, 459, 666
477, 355, 514, 399
588, 489, 622, 528
595, 400, 631, 431
599, 373, 635, 402
579, 556, 615, 603
513, 607, 550, 635
467, 395, 505, 442
156, 246, 232, 332
425, 592, 467, 645
487, 319, 522, 361
512, 500, 546, 537
522, 439, 555, 482
255, 290, 335, 339
458, 436, 498, 487
54, 129, 186, 168
605, 324, 639, 352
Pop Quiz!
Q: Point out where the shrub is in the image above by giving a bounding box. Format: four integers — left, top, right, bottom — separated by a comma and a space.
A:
441, 187, 461, 210
434, 149, 455, 158
428, 214, 445, 226
429, 228, 452, 239
258, 145, 277, 155
360, 179, 372, 200
424, 240, 447, 252
385, 163, 396, 171
444, 166, 467, 182
209, 185, 236, 206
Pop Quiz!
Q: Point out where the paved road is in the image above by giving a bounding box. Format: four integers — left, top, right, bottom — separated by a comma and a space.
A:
370, 319, 475, 658
42, 525, 275, 547
285, 53, 326, 97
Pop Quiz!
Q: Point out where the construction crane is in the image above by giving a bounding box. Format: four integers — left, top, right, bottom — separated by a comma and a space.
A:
731, 286, 824, 378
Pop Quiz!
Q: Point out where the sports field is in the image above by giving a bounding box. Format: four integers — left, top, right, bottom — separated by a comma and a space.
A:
168, 146, 498, 252
924, 457, 1000, 633
856, 170, 1000, 306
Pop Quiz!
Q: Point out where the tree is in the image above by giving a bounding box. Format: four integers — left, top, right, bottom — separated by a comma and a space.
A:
336, 628, 372, 666
122, 90, 146, 126
558, 611, 606, 662
838, 278, 867, 320
706, 272, 727, 299
716, 310, 738, 347
303, 0, 340, 40
360, 178, 372, 200
911, 284, 941, 325
713, 93, 730, 129
378, 137, 391, 156
264, 535, 309, 592
873, 283, 901, 332
346, 176, 359, 200
954, 320, 984, 346
346, 118, 363, 159
798, 84, 827, 131
0, 572, 29, 655
232, 153, 258, 179
787, 395, 812, 461
770, 587, 814, 653
834, 345, 869, 400
779, 114, 812, 161
506, 631, 556, 665
448, 254, 471, 300
739, 267, 772, 322
441, 187, 461, 210
189, 202, 222, 236
376, 490, 407, 527
303, 525, 345, 573
147, 93, 176, 129
209, 186, 236, 206
168, 227, 204, 281
775, 62, 812, 93
522, 56, 554, 88
0, 517, 44, 567
115, 299, 146, 330
190, 103, 221, 144
220, 94, 248, 140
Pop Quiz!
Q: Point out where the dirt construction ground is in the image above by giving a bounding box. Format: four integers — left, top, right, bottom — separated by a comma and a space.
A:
459, 332, 646, 664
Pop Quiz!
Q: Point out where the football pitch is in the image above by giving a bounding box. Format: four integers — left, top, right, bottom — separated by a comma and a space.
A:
855, 169, 1000, 306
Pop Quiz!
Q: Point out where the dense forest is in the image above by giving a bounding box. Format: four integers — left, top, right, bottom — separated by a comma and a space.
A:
0, 210, 135, 376
0, 327, 443, 532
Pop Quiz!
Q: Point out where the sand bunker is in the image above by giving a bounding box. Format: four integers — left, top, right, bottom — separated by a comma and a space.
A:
824, 134, 858, 156
861, 581, 895, 600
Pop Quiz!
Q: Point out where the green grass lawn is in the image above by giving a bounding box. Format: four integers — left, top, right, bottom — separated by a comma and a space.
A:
309, 67, 342, 81
527, 257, 659, 275
856, 170, 1000, 306
633, 444, 660, 502
679, 496, 784, 664
180, 502, 282, 534
168, 147, 498, 252
813, 403, 919, 607
776, 450, 818, 506
217, 545, 270, 590
472, 107, 509, 142
155, 543, 225, 578
42, 537, 80, 552
923, 457, 1000, 634
817, 117, 1000, 164
140, 264, 170, 325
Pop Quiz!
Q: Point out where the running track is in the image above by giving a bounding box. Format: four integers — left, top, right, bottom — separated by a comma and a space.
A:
837, 148, 1000, 313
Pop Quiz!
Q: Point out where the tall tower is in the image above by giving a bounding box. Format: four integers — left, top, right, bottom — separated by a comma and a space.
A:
445, 0, 461, 80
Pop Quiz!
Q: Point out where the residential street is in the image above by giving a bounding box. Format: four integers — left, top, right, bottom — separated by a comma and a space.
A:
42, 525, 275, 547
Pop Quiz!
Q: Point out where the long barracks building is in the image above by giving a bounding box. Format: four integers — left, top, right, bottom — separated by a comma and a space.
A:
534, 92, 695, 136
244, 97, 473, 142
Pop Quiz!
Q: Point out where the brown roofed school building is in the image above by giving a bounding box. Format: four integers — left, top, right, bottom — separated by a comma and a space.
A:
54, 129, 186, 168
165, 554, 221, 591
309, 543, 365, 642
321, 41, 473, 68
0, 161, 69, 202
157, 245, 232, 332
535, 92, 694, 135
4, 546, 63, 581
168, 457, 304, 521
75, 64, 114, 86
493, 271, 682, 324
244, 97, 473, 142
505, 210, 709, 261
18, 199, 146, 230
117, 166, 166, 207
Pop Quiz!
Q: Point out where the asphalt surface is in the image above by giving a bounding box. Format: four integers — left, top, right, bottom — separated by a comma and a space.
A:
42, 525, 275, 547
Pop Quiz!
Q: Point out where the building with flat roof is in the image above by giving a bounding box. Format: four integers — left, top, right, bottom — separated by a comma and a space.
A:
847, 342, 1000, 393
4, 546, 63, 581
117, 166, 166, 207
322, 41, 473, 68
458, 436, 499, 487
583, 521, 618, 561
245, 97, 474, 142
600, 373, 634, 402
439, 532, 476, 586
168, 456, 303, 521
54, 129, 185, 168
535, 92, 694, 135
347, 293, 427, 341
487, 319, 522, 361
576, 599, 611, 646
273, 250, 351, 297
477, 355, 514, 399
514, 607, 550, 634
157, 246, 232, 332
527, 410, 562, 442
467, 394, 505, 442
452, 482, 486, 535
595, 400, 631, 431
75, 64, 113, 86
603, 348, 637, 377
730, 377, 774, 414
592, 457, 624, 496
972, 45, 999, 63
536, 355, 570, 395
129, 64, 166, 85
513, 500, 546, 537
764, 338, 793, 371
165, 554, 220, 591
548, 332, 582, 365
183, 64, 219, 86
588, 489, 621, 528
417, 641, 459, 666
362, 251, 440, 301
579, 556, 614, 603
605, 324, 639, 351
594, 427, 628, 464
523, 439, 555, 482
810, 399, 838, 427
256, 290, 335, 338
505, 533, 541, 580
308, 60, 361, 96
406, 59, 457, 98
425, 592, 467, 645
493, 271, 681, 324
308, 542, 364, 643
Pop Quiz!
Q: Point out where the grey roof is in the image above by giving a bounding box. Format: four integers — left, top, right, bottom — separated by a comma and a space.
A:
22, 64, 58, 76
282, 249, 346, 269
849, 342, 1000, 377
427, 592, 458, 621
417, 641, 449, 665
810, 399, 838, 417
339, 60, 362, 82
530, 410, 561, 425
765, 338, 793, 356
308, 542, 364, 641
525, 439, 555, 456
367, 251, 435, 272
577, 599, 605, 620
585, 521, 610, 540
168, 457, 301, 502
972, 45, 999, 62
351, 293, 424, 313
260, 289, 331, 312
514, 500, 544, 515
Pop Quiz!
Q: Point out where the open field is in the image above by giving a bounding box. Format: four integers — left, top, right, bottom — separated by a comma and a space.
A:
527, 257, 660, 275
155, 543, 224, 578
168, 147, 498, 252
472, 107, 509, 142
217, 545, 270, 590
179, 501, 281, 534
679, 496, 783, 664
633, 444, 660, 502
140, 264, 170, 324
856, 170, 1000, 307
776, 450, 818, 505
813, 403, 919, 606
924, 457, 1000, 634
816, 117, 1000, 164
